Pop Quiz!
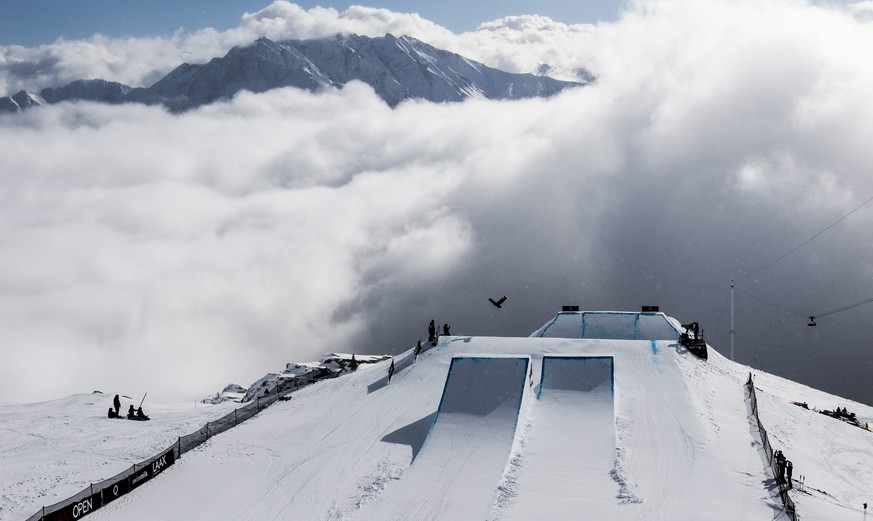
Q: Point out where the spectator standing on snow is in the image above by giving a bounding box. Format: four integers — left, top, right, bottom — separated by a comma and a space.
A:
428, 320, 436, 342
775, 450, 787, 484
786, 460, 793, 489
443, 323, 451, 336
113, 394, 121, 417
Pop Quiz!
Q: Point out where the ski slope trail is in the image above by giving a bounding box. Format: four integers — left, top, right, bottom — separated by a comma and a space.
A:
356, 356, 530, 521
610, 340, 776, 520
502, 356, 618, 519
86, 349, 451, 521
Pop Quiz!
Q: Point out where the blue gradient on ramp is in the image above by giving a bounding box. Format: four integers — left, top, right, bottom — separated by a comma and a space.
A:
538, 356, 614, 398
434, 356, 529, 419
533, 311, 681, 340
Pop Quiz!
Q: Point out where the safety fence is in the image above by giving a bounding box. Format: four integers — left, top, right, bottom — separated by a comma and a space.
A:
24, 381, 306, 521
745, 372, 797, 521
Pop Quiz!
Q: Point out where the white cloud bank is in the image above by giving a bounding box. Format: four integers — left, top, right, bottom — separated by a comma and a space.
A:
2, 0, 873, 404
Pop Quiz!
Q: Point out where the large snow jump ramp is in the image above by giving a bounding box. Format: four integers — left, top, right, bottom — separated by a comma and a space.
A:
532, 311, 681, 340
359, 356, 530, 521
505, 356, 617, 519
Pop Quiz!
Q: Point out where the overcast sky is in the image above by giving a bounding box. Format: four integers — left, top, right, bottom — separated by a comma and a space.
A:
3, 0, 873, 405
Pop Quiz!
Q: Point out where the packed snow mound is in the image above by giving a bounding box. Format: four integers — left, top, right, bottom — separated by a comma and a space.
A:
358, 356, 530, 519
505, 356, 617, 517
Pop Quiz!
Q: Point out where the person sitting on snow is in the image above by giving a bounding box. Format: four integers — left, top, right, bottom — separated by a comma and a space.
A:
128, 405, 136, 419
136, 407, 150, 420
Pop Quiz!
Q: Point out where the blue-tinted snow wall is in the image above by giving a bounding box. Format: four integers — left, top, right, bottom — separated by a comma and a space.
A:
436, 356, 530, 417
538, 356, 614, 398
532, 311, 681, 340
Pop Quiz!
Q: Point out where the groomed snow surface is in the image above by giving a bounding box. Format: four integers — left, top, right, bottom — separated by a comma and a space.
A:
2, 312, 872, 520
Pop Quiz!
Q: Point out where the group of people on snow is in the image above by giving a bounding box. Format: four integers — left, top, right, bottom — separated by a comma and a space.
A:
107, 394, 149, 421
427, 319, 451, 343
775, 450, 793, 490
389, 319, 454, 383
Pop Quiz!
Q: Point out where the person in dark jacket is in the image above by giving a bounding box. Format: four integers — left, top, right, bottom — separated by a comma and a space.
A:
136, 407, 149, 420
442, 323, 451, 336
775, 450, 787, 484
127, 405, 136, 419
428, 320, 436, 342
786, 460, 793, 489
113, 394, 121, 417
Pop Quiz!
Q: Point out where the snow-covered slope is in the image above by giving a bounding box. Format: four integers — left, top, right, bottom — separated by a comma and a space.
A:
2, 311, 871, 520
0, 90, 46, 113
0, 34, 584, 113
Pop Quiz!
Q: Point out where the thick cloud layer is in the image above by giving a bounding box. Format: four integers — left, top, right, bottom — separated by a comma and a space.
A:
2, 0, 873, 405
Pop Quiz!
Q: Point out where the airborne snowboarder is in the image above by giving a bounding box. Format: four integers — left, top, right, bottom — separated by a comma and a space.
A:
488, 296, 507, 309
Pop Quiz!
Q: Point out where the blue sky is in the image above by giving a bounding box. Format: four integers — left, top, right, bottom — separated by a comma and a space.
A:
0, 0, 625, 47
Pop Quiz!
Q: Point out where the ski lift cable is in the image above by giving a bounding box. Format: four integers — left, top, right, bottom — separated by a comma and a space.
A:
738, 287, 873, 324
713, 293, 730, 340
735, 304, 766, 359
736, 193, 873, 282
734, 287, 808, 318
814, 296, 873, 319
736, 308, 761, 349
751, 355, 767, 373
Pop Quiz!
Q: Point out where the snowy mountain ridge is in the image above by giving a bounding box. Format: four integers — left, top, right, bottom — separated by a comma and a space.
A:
0, 34, 586, 112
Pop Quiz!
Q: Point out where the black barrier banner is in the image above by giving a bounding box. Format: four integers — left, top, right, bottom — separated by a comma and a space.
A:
43, 491, 101, 520
151, 447, 175, 478
100, 475, 131, 506
130, 447, 175, 491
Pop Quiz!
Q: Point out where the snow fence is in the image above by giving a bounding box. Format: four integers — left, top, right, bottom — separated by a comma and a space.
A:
745, 373, 797, 521
24, 382, 307, 521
